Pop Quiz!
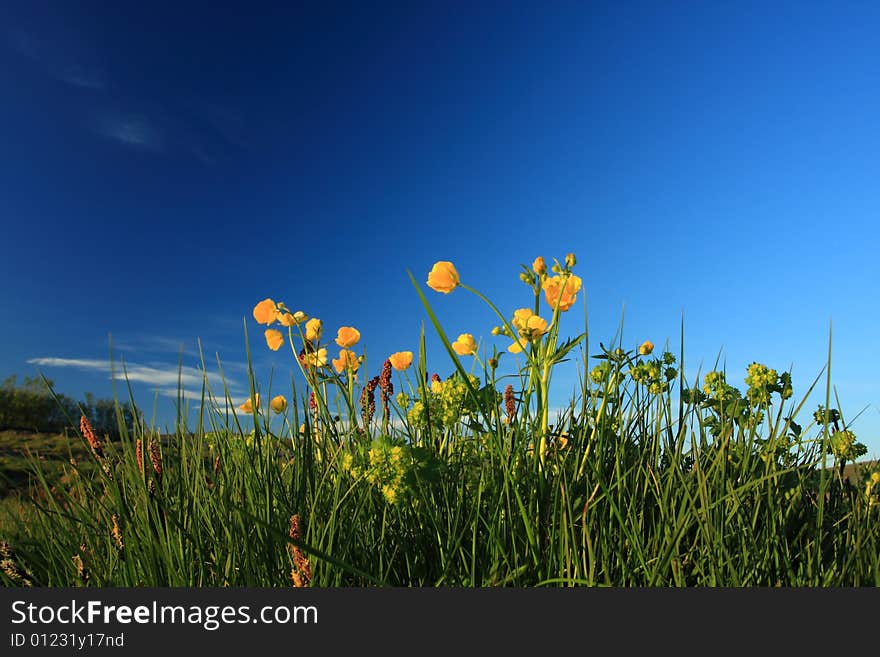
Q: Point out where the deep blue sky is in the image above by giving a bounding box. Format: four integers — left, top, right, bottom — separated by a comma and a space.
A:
1, 1, 878, 455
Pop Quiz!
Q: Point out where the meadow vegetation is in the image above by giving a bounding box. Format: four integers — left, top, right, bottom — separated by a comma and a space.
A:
1, 254, 878, 587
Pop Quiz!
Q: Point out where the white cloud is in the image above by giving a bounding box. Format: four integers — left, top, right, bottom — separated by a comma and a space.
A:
27, 356, 235, 392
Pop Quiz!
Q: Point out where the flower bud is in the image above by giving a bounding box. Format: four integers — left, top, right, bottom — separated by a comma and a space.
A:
565, 252, 577, 268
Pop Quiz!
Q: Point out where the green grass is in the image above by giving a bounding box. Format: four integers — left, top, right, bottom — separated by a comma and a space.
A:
2, 256, 878, 587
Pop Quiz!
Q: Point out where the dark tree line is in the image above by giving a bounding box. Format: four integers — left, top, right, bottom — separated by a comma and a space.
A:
0, 375, 139, 439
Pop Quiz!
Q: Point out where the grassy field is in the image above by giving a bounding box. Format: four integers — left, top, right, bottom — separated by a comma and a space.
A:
2, 256, 878, 587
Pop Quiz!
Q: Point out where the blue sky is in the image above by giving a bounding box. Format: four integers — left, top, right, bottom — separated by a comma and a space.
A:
1, 1, 878, 455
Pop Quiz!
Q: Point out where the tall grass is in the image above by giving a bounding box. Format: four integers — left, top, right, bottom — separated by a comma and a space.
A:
2, 255, 878, 587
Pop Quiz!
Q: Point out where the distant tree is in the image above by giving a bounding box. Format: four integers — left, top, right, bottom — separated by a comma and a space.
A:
0, 374, 140, 438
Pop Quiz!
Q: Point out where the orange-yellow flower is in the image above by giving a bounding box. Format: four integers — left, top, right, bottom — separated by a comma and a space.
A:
253, 299, 278, 325
532, 256, 547, 276
335, 326, 361, 348
278, 310, 308, 327
239, 394, 260, 413
452, 333, 477, 356
389, 351, 413, 370
508, 340, 525, 354
511, 308, 549, 339
265, 329, 284, 351
305, 318, 323, 342
427, 261, 460, 294
332, 349, 359, 374
303, 347, 328, 369
542, 274, 582, 312
270, 395, 288, 414
639, 340, 654, 356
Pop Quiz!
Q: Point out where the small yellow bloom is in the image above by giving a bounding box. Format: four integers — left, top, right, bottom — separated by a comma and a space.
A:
335, 326, 361, 348
639, 340, 654, 356
239, 394, 260, 413
389, 351, 414, 370
305, 318, 323, 342
427, 261, 460, 294
532, 256, 547, 276
332, 349, 359, 374
431, 379, 444, 394
452, 333, 477, 356
872, 472, 880, 485
253, 299, 278, 325
542, 274, 582, 312
508, 340, 525, 354
265, 329, 284, 351
270, 395, 288, 414
278, 310, 308, 327
303, 347, 328, 368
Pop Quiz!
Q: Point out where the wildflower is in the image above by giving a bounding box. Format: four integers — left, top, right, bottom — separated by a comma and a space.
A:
427, 261, 460, 294
542, 274, 582, 312
253, 298, 278, 325
512, 308, 548, 339
305, 318, 322, 342
265, 328, 284, 351
80, 416, 104, 458
639, 340, 654, 356
303, 347, 328, 369
335, 326, 361, 348
270, 395, 288, 414
332, 349, 359, 374
872, 472, 880, 485
452, 333, 478, 356
533, 256, 547, 276
565, 252, 577, 268
278, 310, 307, 326
508, 339, 525, 354
389, 351, 413, 370
239, 394, 260, 413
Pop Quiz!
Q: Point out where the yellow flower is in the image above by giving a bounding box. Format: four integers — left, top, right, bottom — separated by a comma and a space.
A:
335, 326, 361, 348
508, 340, 525, 354
872, 472, 880, 485
270, 395, 288, 414
452, 333, 477, 356
253, 299, 278, 325
639, 340, 654, 356
265, 329, 284, 351
427, 261, 460, 294
511, 308, 548, 339
332, 349, 359, 374
431, 379, 444, 394
303, 347, 328, 368
278, 310, 308, 327
389, 351, 413, 370
305, 318, 323, 342
542, 274, 582, 312
239, 394, 260, 413
532, 256, 547, 276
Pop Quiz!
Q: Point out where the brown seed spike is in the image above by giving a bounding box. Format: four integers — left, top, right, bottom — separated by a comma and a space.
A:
111, 515, 124, 551
80, 416, 104, 458
135, 440, 144, 474
149, 440, 163, 483
287, 514, 312, 587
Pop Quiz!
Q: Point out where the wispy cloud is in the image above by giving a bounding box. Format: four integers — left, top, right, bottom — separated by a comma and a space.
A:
26, 357, 242, 396
91, 112, 165, 152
